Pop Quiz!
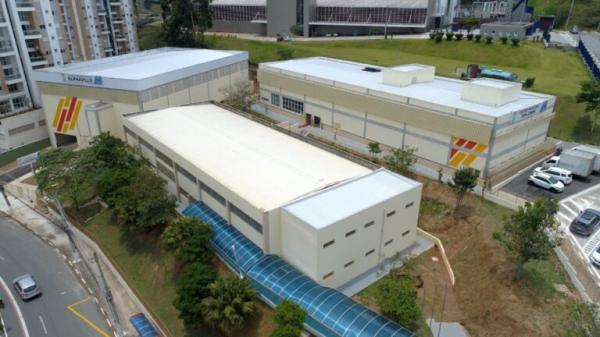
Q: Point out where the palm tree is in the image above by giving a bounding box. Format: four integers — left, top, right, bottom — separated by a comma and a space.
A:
201, 276, 257, 336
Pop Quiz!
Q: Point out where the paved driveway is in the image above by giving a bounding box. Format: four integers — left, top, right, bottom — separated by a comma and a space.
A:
557, 184, 600, 281
0, 215, 112, 337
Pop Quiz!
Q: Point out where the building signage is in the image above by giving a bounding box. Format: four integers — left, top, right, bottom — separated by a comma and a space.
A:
17, 152, 40, 168
513, 100, 548, 123
52, 97, 83, 133
63, 74, 103, 86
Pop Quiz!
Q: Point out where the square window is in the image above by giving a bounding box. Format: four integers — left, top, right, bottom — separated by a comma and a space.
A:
384, 239, 394, 246
402, 230, 411, 236
322, 271, 334, 280
365, 249, 375, 256
323, 240, 335, 248
405, 202, 414, 208
345, 229, 356, 237
344, 260, 354, 268
364, 221, 374, 228
386, 210, 396, 217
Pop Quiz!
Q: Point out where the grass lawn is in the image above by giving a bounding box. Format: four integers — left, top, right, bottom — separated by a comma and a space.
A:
82, 210, 275, 337
207, 36, 595, 144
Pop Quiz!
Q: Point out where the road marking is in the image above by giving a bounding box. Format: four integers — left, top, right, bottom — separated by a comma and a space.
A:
66, 297, 111, 337
0, 276, 30, 337
39, 315, 48, 334
60, 290, 69, 295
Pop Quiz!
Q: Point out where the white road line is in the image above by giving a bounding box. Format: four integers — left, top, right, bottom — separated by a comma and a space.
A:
561, 203, 579, 217
558, 212, 572, 223
106, 318, 112, 328
39, 316, 48, 335
74, 269, 80, 275
0, 276, 30, 337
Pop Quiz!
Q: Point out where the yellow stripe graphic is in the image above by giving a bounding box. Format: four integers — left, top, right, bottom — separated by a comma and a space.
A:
69, 100, 83, 130
462, 154, 478, 166
52, 98, 65, 127
474, 144, 487, 153
450, 152, 467, 167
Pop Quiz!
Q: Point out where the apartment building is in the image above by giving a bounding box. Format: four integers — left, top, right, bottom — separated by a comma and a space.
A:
0, 0, 137, 152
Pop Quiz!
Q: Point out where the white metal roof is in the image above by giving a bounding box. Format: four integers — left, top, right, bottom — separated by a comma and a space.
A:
33, 47, 248, 92
317, 0, 428, 8
261, 57, 553, 119
125, 104, 371, 211
211, 0, 265, 5
283, 170, 420, 229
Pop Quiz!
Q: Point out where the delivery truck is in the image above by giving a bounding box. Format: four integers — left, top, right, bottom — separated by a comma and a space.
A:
543, 149, 595, 178
572, 145, 600, 172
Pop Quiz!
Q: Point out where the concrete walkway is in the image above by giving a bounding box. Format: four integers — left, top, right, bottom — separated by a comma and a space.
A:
0, 192, 163, 337
427, 318, 470, 337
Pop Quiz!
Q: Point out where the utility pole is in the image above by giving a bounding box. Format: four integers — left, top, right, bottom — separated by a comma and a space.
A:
565, 0, 575, 31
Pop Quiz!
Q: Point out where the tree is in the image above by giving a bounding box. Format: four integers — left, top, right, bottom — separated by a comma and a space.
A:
560, 299, 600, 337
273, 300, 306, 329
96, 166, 139, 208
384, 146, 417, 175
494, 199, 560, 279
162, 217, 213, 263
161, 0, 213, 47
367, 142, 382, 157
173, 262, 218, 326
374, 276, 420, 331
500, 36, 508, 44
576, 81, 600, 133
35, 149, 94, 210
485, 36, 493, 44
113, 166, 176, 230
201, 276, 257, 336
221, 79, 257, 111
87, 132, 138, 171
447, 167, 479, 212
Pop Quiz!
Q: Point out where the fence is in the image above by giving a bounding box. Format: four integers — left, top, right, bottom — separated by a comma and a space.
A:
417, 228, 456, 286
559, 237, 600, 303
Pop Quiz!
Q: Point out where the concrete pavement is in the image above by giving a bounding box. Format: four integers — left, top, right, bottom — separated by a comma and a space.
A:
0, 215, 112, 337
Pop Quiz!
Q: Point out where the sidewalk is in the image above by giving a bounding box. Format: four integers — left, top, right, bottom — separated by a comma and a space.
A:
0, 193, 163, 336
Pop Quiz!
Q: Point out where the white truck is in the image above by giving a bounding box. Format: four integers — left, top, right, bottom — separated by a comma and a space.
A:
544, 149, 595, 178
572, 145, 600, 172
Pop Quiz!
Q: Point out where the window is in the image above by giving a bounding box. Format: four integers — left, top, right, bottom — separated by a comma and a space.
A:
282, 96, 304, 114
365, 249, 375, 256
322, 271, 334, 280
155, 149, 173, 167
8, 123, 35, 136
384, 239, 394, 246
156, 161, 175, 181
38, 120, 46, 127
364, 221, 374, 228
231, 203, 263, 234
201, 182, 226, 206
344, 260, 354, 268
405, 202, 414, 208
402, 230, 411, 236
386, 210, 396, 218
345, 229, 356, 237
323, 240, 335, 248
139, 137, 153, 151
271, 93, 280, 106
176, 164, 196, 183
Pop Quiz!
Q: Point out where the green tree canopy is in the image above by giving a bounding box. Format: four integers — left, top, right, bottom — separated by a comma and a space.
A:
374, 276, 421, 331
201, 276, 257, 336
384, 146, 417, 175
448, 167, 479, 212
161, 0, 213, 47
576, 81, 600, 133
273, 299, 306, 329
494, 198, 560, 279
87, 132, 138, 171
162, 217, 213, 263
560, 299, 600, 337
113, 166, 176, 230
270, 325, 302, 337
173, 262, 218, 326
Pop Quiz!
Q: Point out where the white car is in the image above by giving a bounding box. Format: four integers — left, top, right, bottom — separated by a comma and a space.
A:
591, 246, 600, 268
527, 172, 564, 193
534, 166, 573, 185
543, 156, 560, 168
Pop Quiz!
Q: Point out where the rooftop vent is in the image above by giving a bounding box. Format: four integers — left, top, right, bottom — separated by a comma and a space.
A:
362, 67, 381, 73
382, 64, 435, 86
461, 78, 522, 107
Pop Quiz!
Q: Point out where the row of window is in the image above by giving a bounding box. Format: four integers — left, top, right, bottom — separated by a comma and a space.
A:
211, 5, 267, 22
321, 230, 411, 280
282, 96, 304, 114
316, 7, 428, 25
322, 209, 399, 249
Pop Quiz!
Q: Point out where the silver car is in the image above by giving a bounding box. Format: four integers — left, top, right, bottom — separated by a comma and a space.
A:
13, 274, 41, 301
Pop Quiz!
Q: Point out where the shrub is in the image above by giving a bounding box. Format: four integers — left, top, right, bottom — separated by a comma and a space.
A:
375, 276, 420, 331
474, 34, 482, 42
455, 33, 464, 40
429, 33, 435, 39
435, 33, 443, 43
466, 33, 473, 40
173, 262, 218, 326
500, 36, 508, 44
511, 38, 521, 46
485, 36, 493, 44
445, 31, 454, 40
524, 77, 536, 88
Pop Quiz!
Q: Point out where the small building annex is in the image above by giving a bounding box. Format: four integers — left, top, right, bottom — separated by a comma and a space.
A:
257, 57, 556, 185
32, 47, 248, 148
121, 103, 422, 291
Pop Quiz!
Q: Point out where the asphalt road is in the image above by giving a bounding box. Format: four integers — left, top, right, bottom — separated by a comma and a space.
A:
0, 215, 112, 337
0, 165, 33, 184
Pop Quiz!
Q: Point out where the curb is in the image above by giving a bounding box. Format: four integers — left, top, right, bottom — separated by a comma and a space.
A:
0, 276, 29, 337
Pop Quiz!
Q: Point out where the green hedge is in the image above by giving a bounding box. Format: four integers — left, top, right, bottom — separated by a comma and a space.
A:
0, 138, 50, 167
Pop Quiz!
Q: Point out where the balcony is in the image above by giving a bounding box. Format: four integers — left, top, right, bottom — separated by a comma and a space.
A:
112, 16, 124, 23
4, 73, 21, 81
15, 1, 35, 11
0, 44, 14, 54
23, 29, 42, 39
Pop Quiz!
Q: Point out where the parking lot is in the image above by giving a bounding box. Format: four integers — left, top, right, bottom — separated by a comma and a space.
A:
501, 157, 600, 201
557, 184, 600, 281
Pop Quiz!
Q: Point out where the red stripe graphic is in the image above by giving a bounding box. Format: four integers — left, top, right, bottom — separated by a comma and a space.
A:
464, 141, 477, 150
65, 97, 78, 122
57, 107, 68, 132
450, 148, 457, 158
455, 138, 466, 147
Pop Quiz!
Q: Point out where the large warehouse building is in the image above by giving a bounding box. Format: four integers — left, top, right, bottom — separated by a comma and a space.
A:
32, 48, 248, 148
257, 57, 556, 184
209, 0, 457, 37
122, 103, 422, 291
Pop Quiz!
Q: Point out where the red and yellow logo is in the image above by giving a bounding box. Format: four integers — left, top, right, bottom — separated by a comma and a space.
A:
449, 137, 487, 168
52, 97, 82, 133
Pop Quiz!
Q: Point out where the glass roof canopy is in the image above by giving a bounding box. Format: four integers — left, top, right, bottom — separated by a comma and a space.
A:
183, 202, 415, 337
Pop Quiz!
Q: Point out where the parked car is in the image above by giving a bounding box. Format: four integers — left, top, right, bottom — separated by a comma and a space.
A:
591, 246, 600, 268
13, 274, 41, 301
569, 209, 600, 237
533, 166, 573, 185
527, 172, 564, 193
